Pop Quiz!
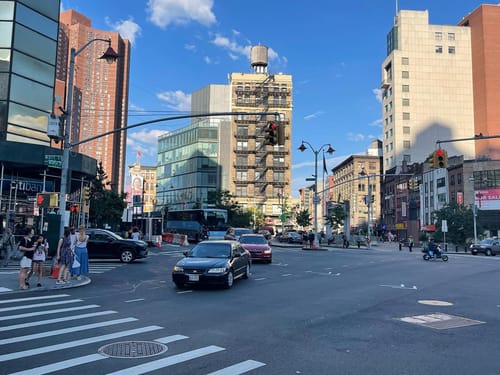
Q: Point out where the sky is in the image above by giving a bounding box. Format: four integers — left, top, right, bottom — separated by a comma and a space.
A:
61, 0, 484, 197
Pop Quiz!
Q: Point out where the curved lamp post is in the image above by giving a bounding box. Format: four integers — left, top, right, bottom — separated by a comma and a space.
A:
298, 141, 335, 248
59, 38, 118, 236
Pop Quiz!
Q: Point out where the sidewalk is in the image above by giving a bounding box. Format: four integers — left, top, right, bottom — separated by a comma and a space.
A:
0, 263, 90, 295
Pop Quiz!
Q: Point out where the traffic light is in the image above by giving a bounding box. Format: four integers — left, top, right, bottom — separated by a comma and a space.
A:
82, 186, 91, 201
36, 193, 58, 208
370, 195, 375, 204
408, 179, 419, 191
432, 148, 448, 168
70, 204, 79, 213
277, 123, 285, 145
264, 121, 278, 146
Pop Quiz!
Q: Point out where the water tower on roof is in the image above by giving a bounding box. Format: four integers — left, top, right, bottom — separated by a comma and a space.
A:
250, 45, 268, 73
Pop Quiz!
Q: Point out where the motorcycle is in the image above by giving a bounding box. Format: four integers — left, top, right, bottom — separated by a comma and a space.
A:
422, 246, 448, 261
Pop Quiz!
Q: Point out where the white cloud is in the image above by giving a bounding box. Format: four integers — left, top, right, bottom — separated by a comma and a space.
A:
304, 111, 325, 121
369, 118, 382, 127
156, 90, 191, 111
127, 129, 169, 157
372, 88, 383, 103
184, 44, 197, 52
147, 0, 216, 29
204, 56, 212, 64
105, 17, 141, 45
346, 132, 366, 142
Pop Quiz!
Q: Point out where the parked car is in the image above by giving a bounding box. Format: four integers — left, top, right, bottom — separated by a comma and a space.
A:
86, 228, 148, 263
470, 238, 500, 256
239, 234, 272, 263
279, 231, 302, 243
172, 240, 251, 289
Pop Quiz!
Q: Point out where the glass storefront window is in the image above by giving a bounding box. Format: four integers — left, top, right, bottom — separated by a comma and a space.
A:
16, 3, 58, 39
14, 24, 56, 64
0, 21, 13, 48
0, 49, 11, 72
6, 123, 48, 143
10, 74, 53, 111
0, 73, 8, 99
12, 51, 54, 86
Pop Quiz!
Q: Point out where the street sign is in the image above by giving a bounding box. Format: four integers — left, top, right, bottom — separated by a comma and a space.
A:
313, 196, 321, 204
442, 220, 448, 233
44, 155, 62, 168
279, 213, 286, 221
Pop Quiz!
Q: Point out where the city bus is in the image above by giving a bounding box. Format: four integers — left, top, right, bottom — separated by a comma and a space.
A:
165, 208, 229, 242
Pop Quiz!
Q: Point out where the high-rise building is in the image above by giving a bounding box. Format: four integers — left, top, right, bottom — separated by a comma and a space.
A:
56, 10, 130, 192
458, 5, 500, 160
381, 10, 475, 171
157, 46, 292, 228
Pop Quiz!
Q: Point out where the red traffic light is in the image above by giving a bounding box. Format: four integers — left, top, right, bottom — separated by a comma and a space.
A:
436, 149, 444, 157
268, 122, 276, 130
36, 194, 44, 205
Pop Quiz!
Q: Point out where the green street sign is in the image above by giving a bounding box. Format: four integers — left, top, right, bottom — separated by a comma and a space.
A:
280, 213, 286, 221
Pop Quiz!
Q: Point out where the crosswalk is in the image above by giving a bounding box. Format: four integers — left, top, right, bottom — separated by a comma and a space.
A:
0, 293, 266, 374
0, 261, 125, 275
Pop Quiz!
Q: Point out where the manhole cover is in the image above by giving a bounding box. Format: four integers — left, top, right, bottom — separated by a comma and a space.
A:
399, 313, 484, 330
98, 341, 168, 358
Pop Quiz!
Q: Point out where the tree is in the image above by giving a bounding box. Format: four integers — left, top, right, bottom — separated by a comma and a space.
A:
296, 209, 312, 229
325, 205, 347, 232
206, 190, 244, 226
432, 202, 479, 245
89, 162, 127, 229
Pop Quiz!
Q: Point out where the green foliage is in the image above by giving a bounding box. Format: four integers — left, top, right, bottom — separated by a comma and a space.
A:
325, 205, 346, 232
296, 209, 312, 228
431, 202, 479, 245
89, 162, 127, 228
207, 190, 244, 226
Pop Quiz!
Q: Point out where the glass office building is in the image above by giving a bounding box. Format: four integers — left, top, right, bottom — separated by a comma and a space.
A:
0, 0, 59, 145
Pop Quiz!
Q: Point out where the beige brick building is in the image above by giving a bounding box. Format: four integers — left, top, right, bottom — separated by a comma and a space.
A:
381, 10, 475, 171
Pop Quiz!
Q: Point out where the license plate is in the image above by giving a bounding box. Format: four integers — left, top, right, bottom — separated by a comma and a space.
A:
188, 274, 199, 281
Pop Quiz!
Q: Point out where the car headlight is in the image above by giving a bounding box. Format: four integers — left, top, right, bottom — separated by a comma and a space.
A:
173, 265, 184, 272
264, 249, 272, 254
207, 267, 227, 273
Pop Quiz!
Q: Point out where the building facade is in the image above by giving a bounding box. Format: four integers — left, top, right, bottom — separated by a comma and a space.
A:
381, 10, 475, 171
56, 10, 130, 193
458, 5, 500, 160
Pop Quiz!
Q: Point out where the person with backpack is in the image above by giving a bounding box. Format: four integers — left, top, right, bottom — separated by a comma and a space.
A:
1, 228, 16, 267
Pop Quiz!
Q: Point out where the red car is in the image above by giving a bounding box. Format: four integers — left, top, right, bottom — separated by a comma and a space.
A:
239, 234, 272, 263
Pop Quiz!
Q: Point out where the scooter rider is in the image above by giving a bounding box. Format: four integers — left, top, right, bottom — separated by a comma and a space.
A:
428, 238, 439, 257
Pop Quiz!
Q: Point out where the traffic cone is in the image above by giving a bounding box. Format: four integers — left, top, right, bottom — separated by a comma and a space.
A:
49, 260, 59, 279
157, 241, 161, 248
312, 241, 318, 250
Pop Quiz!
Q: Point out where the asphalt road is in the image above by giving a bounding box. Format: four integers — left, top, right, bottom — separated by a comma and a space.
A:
2, 244, 500, 374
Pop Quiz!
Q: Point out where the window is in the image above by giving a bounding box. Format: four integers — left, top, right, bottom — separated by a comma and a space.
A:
235, 186, 247, 197
436, 177, 446, 188
236, 141, 248, 150
236, 126, 248, 136
385, 131, 388, 139
435, 32, 443, 40
236, 155, 247, 166
403, 112, 410, 120
390, 143, 393, 151
401, 57, 409, 65
384, 104, 389, 113
435, 45, 443, 53
402, 71, 409, 79
402, 98, 410, 106
389, 128, 393, 137
450, 175, 455, 186
402, 84, 409, 92
236, 171, 247, 181
273, 171, 284, 182
457, 173, 462, 184
403, 140, 411, 149
403, 154, 411, 162
358, 183, 365, 192
448, 46, 455, 54
389, 115, 393, 123
403, 126, 410, 134
448, 33, 455, 41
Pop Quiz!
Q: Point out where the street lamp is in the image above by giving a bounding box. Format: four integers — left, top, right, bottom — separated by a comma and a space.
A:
59, 38, 118, 236
359, 167, 372, 248
298, 141, 335, 248
469, 177, 478, 246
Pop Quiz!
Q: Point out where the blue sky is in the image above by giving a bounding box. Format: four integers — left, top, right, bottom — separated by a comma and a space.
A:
61, 0, 483, 196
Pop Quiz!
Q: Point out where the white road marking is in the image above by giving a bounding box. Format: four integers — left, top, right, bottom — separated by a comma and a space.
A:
8, 354, 107, 375
177, 290, 193, 294
0, 325, 163, 362
0, 318, 137, 345
106, 346, 225, 375
0, 294, 70, 304
380, 284, 418, 290
0, 304, 101, 321
206, 359, 266, 375
254, 278, 266, 281
155, 334, 189, 343
0, 311, 117, 332
124, 299, 145, 303
0, 287, 12, 292
0, 299, 83, 313
282, 274, 292, 277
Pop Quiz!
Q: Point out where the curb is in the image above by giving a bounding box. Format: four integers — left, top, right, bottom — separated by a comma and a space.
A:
1, 275, 91, 295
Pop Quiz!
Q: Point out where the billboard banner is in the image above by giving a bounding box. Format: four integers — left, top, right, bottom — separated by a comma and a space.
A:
475, 189, 500, 210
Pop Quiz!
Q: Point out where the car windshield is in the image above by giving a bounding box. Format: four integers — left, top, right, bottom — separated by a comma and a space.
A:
480, 239, 494, 245
234, 229, 252, 236
189, 243, 231, 258
239, 235, 267, 244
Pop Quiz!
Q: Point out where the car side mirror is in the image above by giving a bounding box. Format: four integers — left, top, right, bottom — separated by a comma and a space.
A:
182, 250, 189, 257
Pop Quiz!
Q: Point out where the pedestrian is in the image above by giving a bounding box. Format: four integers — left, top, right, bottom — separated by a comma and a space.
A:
408, 236, 414, 252
131, 226, 140, 241
69, 227, 78, 251
1, 227, 16, 267
18, 227, 35, 290
308, 230, 315, 248
56, 228, 73, 284
72, 225, 89, 280
32, 234, 48, 287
